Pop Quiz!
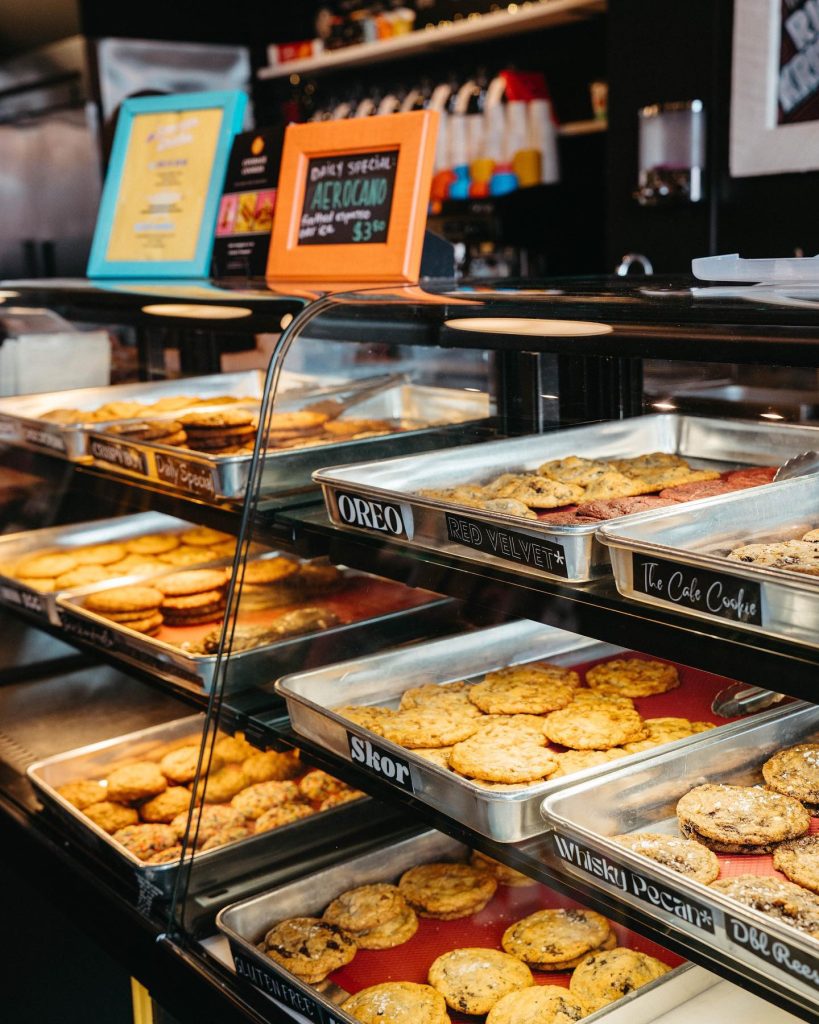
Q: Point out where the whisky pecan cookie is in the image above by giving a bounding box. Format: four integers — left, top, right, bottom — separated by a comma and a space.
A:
450, 720, 559, 783
501, 908, 613, 970
763, 743, 819, 806
613, 833, 720, 884
486, 985, 589, 1024
399, 861, 497, 919
676, 783, 810, 853
323, 883, 405, 933
710, 876, 819, 939
773, 836, 819, 894
470, 849, 538, 887
342, 983, 447, 1024
468, 665, 578, 715
542, 706, 647, 750
262, 917, 356, 982
585, 658, 679, 697
569, 948, 670, 1011
428, 948, 533, 1015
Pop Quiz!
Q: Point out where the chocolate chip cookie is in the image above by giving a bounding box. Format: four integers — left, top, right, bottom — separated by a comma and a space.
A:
399, 861, 497, 919
428, 948, 533, 1015
502, 908, 613, 970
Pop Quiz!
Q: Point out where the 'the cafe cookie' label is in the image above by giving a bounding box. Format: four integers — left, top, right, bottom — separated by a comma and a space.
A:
155, 451, 218, 499
552, 832, 715, 933
632, 553, 763, 625
232, 948, 343, 1024
725, 912, 819, 989
334, 490, 413, 539
445, 513, 569, 577
348, 730, 415, 793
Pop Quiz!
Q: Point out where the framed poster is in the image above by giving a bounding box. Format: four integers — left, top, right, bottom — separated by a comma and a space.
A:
731, 0, 819, 176
266, 110, 439, 284
88, 91, 247, 277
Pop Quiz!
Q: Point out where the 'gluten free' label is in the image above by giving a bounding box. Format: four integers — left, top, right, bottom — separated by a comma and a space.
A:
552, 832, 715, 933
725, 913, 819, 989
445, 512, 568, 577
348, 731, 414, 792
233, 950, 343, 1023
632, 553, 762, 625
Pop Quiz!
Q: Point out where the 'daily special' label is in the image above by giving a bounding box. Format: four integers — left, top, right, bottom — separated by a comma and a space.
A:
445, 512, 568, 577
552, 832, 715, 933
90, 436, 148, 474
632, 553, 762, 625
155, 451, 218, 499
725, 913, 819, 989
348, 730, 414, 792
335, 490, 413, 539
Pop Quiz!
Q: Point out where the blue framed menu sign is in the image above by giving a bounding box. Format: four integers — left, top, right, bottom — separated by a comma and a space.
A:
87, 91, 246, 278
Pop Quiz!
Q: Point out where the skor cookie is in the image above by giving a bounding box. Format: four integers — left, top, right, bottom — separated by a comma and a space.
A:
676, 783, 810, 853
612, 833, 720, 884
342, 983, 448, 1024
502, 908, 613, 970
399, 861, 497, 919
763, 743, 819, 806
379, 705, 484, 749
486, 985, 589, 1024
449, 717, 559, 783
585, 658, 679, 697
428, 947, 533, 1015
106, 762, 168, 803
550, 749, 627, 777
262, 917, 356, 982
773, 836, 819, 894
569, 947, 670, 1012
710, 876, 819, 939
470, 850, 538, 888
467, 666, 577, 715
399, 680, 477, 712
542, 705, 647, 751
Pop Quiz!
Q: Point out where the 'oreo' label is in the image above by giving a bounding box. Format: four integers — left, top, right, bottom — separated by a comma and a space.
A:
334, 490, 413, 539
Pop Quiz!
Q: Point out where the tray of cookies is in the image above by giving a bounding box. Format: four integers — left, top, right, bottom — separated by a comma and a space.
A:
313, 414, 819, 583
543, 701, 819, 1011
86, 382, 490, 502
274, 619, 773, 842
599, 473, 819, 650
27, 713, 386, 907
56, 556, 453, 694
217, 829, 706, 1024
0, 512, 238, 625
0, 370, 284, 460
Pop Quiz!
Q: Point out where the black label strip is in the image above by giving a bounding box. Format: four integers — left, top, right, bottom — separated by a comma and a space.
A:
334, 490, 413, 540
232, 948, 344, 1024
725, 912, 819, 989
347, 730, 415, 793
445, 512, 569, 577
89, 436, 148, 475
154, 451, 218, 499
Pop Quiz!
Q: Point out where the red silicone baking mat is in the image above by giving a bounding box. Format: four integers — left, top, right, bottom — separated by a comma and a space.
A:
330, 870, 683, 1022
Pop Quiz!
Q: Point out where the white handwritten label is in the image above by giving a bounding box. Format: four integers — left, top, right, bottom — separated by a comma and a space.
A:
633, 553, 762, 625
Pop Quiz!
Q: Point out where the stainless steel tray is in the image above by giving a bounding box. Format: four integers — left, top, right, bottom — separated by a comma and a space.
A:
26, 714, 380, 912
57, 564, 455, 696
0, 512, 211, 625
314, 414, 819, 583
88, 384, 491, 502
543, 702, 819, 1008
275, 620, 765, 843
0, 370, 276, 461
217, 829, 709, 1024
599, 473, 819, 649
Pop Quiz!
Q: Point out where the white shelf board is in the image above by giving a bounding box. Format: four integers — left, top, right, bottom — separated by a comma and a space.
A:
259, 0, 607, 80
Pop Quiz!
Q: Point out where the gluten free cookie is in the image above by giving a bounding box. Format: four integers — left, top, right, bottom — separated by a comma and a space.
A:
486, 985, 589, 1024
324, 883, 405, 932
399, 861, 497, 919
569, 947, 670, 1011
428, 947, 533, 1015
676, 783, 810, 853
342, 982, 447, 1024
261, 917, 356, 982
585, 658, 679, 697
501, 908, 613, 970
612, 833, 720, 884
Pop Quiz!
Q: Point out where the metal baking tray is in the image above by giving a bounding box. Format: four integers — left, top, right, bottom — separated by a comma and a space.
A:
218, 829, 707, 1024
88, 384, 491, 502
26, 714, 386, 912
0, 370, 278, 461
314, 414, 819, 583
0, 512, 216, 625
275, 619, 766, 843
56, 563, 455, 696
543, 702, 819, 1008
599, 473, 819, 649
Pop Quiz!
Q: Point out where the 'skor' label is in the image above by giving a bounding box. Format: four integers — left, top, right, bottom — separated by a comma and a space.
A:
155, 451, 218, 499
348, 731, 414, 792
726, 913, 819, 989
552, 832, 715, 932
90, 436, 148, 474
335, 490, 412, 539
446, 513, 568, 577
632, 553, 762, 625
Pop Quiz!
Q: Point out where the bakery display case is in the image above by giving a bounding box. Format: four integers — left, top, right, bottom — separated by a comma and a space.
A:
6, 275, 819, 1024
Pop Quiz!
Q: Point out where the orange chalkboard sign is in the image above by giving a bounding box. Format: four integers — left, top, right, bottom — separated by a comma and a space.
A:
267, 110, 438, 284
